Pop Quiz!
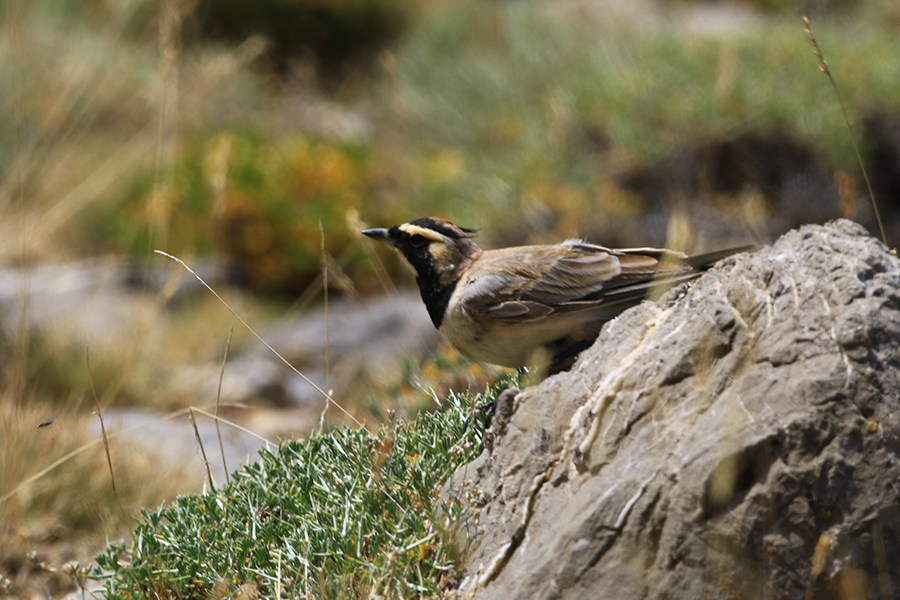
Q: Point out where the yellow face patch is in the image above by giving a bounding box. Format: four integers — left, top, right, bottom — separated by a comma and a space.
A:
397, 223, 448, 243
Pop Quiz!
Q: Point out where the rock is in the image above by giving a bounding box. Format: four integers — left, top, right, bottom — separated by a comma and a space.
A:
447, 220, 900, 600
0, 256, 232, 346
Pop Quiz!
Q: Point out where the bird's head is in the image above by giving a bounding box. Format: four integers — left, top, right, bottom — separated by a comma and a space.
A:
362, 217, 482, 287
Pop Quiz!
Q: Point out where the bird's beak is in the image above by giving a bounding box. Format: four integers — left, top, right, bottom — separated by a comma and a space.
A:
362, 228, 393, 246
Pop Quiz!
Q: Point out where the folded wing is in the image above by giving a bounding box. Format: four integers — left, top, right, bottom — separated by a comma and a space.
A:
459, 241, 711, 323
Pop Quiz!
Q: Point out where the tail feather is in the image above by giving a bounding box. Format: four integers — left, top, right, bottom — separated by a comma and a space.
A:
686, 245, 756, 270
597, 245, 755, 306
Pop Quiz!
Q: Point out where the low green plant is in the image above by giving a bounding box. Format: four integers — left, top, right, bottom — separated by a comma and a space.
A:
91, 376, 521, 599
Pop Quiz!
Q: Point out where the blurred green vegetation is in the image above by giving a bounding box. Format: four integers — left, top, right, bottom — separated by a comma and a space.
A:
389, 1, 900, 238
96, 133, 378, 294
5, 0, 900, 286
189, 0, 413, 81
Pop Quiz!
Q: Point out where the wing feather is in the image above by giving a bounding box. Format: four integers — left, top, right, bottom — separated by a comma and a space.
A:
455, 241, 709, 324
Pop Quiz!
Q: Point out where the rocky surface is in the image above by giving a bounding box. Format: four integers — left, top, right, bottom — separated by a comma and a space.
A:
448, 219, 900, 600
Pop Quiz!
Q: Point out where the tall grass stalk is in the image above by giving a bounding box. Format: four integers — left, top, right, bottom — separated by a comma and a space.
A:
802, 15, 888, 247
215, 328, 234, 485
87, 347, 128, 524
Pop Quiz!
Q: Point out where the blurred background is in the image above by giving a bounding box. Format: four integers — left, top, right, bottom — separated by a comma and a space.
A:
1, 0, 899, 595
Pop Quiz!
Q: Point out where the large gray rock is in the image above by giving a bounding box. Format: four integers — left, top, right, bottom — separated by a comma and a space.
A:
448, 220, 900, 600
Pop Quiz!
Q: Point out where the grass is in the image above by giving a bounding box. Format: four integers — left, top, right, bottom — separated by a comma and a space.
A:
0, 398, 201, 598
6, 0, 900, 279
397, 2, 900, 164
89, 375, 520, 599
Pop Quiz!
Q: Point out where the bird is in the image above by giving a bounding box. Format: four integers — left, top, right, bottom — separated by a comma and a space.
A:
362, 217, 752, 373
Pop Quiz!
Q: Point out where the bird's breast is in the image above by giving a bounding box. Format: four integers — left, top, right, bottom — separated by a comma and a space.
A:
439, 309, 529, 367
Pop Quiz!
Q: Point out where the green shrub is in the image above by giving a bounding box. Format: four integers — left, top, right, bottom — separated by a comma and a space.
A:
91, 378, 520, 599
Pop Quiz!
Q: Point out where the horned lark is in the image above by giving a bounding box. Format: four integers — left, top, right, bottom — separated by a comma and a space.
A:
363, 217, 752, 372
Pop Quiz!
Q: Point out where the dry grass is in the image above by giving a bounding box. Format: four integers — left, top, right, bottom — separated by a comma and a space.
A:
0, 395, 200, 597
0, 4, 279, 593
803, 15, 889, 248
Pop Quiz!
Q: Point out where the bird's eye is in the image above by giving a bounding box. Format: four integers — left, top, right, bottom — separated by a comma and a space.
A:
409, 234, 427, 248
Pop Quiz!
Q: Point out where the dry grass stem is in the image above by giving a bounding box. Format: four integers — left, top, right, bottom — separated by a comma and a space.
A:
275, 548, 283, 600
317, 219, 335, 435
802, 15, 888, 247
188, 407, 273, 446
0, 403, 271, 509
87, 347, 129, 524
216, 328, 233, 485
189, 408, 215, 491
10, 266, 32, 406
320, 219, 331, 402
151, 0, 185, 253
154, 250, 369, 432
